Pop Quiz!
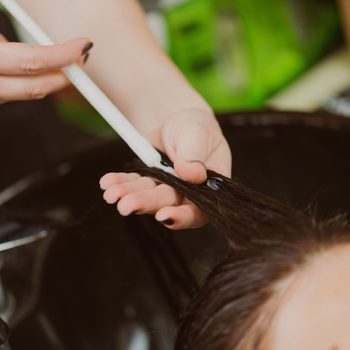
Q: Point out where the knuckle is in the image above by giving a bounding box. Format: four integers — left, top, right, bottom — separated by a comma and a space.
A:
113, 186, 126, 198
140, 177, 156, 187
157, 184, 171, 192
117, 196, 136, 213
105, 185, 122, 198
21, 51, 47, 74
101, 173, 117, 183
26, 84, 47, 100
124, 194, 143, 209
113, 173, 129, 184
194, 123, 210, 137
110, 174, 123, 183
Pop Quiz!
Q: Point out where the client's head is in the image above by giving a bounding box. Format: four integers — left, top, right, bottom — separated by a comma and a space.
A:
134, 165, 350, 350
175, 217, 350, 350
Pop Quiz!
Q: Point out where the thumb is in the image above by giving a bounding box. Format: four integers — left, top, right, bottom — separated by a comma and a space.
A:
172, 124, 209, 184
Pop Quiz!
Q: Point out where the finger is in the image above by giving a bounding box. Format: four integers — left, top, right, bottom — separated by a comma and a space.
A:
155, 203, 208, 230
0, 37, 92, 75
117, 184, 183, 216
172, 123, 210, 184
0, 71, 69, 101
103, 177, 158, 204
174, 159, 207, 184
0, 34, 8, 43
99, 172, 141, 190
204, 139, 233, 177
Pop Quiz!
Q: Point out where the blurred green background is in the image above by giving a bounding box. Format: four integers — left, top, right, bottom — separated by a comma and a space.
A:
57, 0, 340, 136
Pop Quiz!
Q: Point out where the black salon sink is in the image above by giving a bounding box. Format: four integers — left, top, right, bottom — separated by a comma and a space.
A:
1, 111, 350, 350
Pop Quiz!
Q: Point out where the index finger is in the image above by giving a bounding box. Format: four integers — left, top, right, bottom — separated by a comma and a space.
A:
0, 37, 92, 75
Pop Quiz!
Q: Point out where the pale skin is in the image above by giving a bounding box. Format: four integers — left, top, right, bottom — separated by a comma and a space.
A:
263, 244, 350, 350
1, 0, 232, 229
0, 34, 90, 102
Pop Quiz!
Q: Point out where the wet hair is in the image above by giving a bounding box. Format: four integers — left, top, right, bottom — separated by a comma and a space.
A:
133, 165, 350, 350
2, 163, 350, 349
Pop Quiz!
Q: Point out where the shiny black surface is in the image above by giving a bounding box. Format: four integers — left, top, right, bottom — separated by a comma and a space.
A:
2, 134, 195, 350
2, 111, 350, 349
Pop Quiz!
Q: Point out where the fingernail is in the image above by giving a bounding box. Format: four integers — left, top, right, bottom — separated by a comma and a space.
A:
83, 53, 90, 64
161, 219, 174, 226
82, 42, 94, 56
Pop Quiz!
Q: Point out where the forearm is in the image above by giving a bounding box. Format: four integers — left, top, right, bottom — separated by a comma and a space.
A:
17, 0, 213, 136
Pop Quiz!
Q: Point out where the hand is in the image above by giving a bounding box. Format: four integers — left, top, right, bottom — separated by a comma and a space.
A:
0, 34, 93, 104
100, 108, 232, 230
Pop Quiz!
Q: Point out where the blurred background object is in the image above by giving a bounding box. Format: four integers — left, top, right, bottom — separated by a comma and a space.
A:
50, 0, 343, 136
338, 0, 350, 48
159, 0, 339, 112
267, 49, 350, 112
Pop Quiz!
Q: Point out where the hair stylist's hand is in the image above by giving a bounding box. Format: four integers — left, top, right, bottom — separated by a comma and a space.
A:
100, 108, 232, 230
0, 34, 92, 104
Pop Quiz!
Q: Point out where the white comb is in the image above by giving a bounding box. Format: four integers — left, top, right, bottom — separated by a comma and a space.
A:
1, 0, 176, 175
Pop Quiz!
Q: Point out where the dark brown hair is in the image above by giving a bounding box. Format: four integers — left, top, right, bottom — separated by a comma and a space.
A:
134, 165, 350, 350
